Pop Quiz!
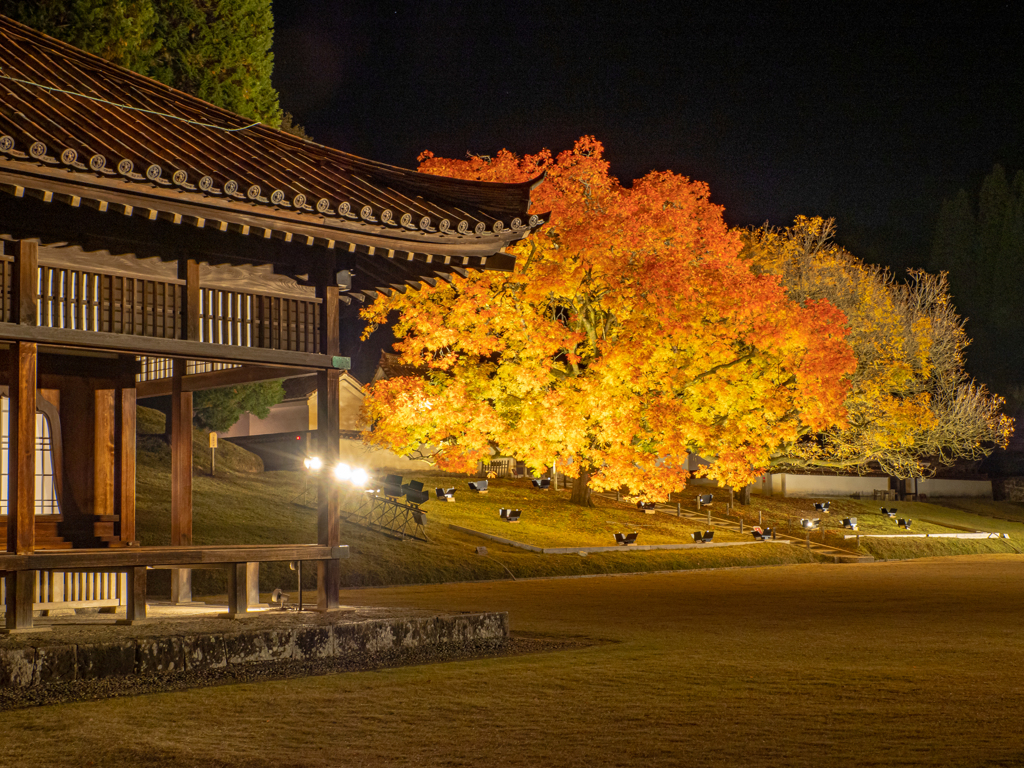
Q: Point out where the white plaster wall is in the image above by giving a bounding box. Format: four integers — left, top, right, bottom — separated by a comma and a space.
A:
917, 478, 992, 498
308, 380, 366, 431
220, 400, 310, 437
756, 473, 889, 498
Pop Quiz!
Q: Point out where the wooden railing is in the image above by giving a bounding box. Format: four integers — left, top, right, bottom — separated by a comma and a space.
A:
0, 569, 125, 611
0, 256, 324, 356
200, 287, 321, 352
37, 266, 183, 338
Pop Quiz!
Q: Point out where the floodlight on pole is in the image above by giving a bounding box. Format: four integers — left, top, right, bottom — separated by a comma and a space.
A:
303, 456, 323, 471
334, 462, 352, 482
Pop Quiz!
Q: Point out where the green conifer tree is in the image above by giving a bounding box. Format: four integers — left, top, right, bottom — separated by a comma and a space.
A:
150, 0, 282, 127
931, 165, 1024, 387
1, 0, 162, 74
1, 0, 283, 126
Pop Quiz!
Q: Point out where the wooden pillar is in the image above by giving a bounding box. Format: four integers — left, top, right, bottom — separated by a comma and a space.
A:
6, 241, 39, 630
114, 365, 137, 543
316, 279, 341, 611
93, 389, 115, 516
170, 257, 199, 602
5, 342, 38, 630
170, 358, 193, 602
7, 343, 36, 555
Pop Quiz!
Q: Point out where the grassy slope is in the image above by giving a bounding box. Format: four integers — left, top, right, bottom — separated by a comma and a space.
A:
134, 407, 1019, 593
134, 409, 813, 593
726, 493, 1022, 559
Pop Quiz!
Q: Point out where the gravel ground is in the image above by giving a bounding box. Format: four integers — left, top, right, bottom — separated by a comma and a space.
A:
0, 634, 590, 711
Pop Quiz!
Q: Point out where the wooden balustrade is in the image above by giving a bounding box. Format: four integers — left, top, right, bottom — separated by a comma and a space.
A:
0, 258, 326, 359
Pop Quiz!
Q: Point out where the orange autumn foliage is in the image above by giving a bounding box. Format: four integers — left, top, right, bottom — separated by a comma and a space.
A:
361, 138, 856, 499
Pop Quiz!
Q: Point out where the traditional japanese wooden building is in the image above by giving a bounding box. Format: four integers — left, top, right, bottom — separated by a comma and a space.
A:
0, 15, 543, 631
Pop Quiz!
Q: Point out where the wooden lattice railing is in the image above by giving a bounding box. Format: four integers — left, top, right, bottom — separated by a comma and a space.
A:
0, 255, 324, 355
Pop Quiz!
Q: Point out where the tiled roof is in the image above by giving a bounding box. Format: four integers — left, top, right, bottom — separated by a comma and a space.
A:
374, 350, 425, 381
0, 15, 546, 267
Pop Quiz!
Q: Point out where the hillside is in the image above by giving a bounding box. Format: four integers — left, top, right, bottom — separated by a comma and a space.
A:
133, 407, 1021, 595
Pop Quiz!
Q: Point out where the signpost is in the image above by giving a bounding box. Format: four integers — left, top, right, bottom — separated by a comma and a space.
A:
209, 432, 218, 476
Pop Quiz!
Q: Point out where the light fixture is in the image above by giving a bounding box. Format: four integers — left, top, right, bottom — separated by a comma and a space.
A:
349, 468, 369, 487
303, 456, 323, 471
334, 462, 351, 481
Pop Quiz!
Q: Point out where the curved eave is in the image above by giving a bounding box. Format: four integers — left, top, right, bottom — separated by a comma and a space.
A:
0, 158, 550, 259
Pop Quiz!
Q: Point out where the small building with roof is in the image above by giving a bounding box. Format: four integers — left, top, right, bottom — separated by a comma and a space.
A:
0, 14, 543, 629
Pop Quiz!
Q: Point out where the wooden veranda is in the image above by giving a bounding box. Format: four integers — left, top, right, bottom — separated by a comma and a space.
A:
0, 15, 543, 631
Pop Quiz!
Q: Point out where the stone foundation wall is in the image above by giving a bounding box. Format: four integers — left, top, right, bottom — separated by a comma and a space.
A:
0, 612, 507, 689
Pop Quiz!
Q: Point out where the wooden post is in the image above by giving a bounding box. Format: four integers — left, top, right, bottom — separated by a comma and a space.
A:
246, 562, 260, 608
180, 258, 201, 343
4, 572, 35, 631
316, 277, 341, 611
5, 245, 38, 630
170, 358, 193, 603
316, 368, 341, 611
123, 566, 148, 623
12, 240, 38, 327
169, 257, 199, 601
226, 563, 249, 617
93, 388, 115, 516
114, 365, 137, 543
7, 342, 36, 555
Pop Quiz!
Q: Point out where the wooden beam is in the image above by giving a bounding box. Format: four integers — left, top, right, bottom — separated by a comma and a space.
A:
7, 341, 36, 555
136, 365, 312, 399
170, 358, 192, 603
0, 544, 347, 571
0, 165, 530, 261
316, 367, 341, 612
0, 323, 339, 370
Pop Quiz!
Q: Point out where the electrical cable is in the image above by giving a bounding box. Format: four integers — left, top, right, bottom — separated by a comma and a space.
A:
0, 71, 262, 132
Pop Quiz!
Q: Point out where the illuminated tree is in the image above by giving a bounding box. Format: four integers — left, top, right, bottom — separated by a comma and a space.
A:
745, 216, 1012, 478
361, 139, 855, 504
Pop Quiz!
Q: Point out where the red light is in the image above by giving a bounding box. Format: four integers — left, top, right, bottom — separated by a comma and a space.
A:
296, 436, 301, 440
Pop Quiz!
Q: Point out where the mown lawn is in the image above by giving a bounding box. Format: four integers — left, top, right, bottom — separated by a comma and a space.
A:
3, 556, 1022, 767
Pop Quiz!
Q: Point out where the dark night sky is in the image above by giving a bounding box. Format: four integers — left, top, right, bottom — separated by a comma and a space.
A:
272, 2, 1024, 272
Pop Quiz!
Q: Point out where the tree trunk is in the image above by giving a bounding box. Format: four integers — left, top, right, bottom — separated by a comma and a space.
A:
737, 484, 752, 505
571, 471, 595, 507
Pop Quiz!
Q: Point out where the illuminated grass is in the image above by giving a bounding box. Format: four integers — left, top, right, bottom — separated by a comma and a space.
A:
380, 474, 749, 546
